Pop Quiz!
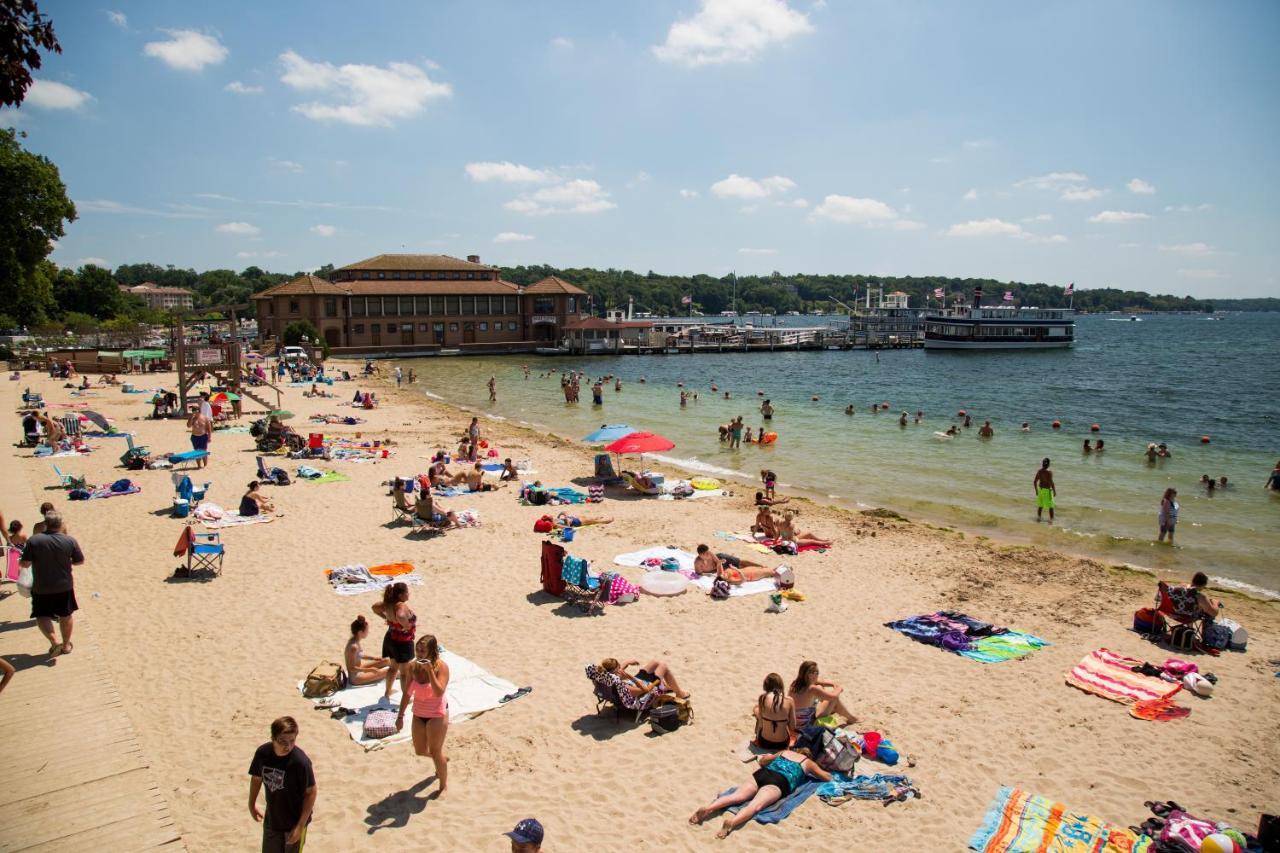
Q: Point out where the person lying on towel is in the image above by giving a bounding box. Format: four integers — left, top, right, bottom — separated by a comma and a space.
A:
694, 544, 778, 584
689, 747, 831, 839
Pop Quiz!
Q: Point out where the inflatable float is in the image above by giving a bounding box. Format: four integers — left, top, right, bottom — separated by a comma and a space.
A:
691, 477, 721, 490
640, 571, 689, 596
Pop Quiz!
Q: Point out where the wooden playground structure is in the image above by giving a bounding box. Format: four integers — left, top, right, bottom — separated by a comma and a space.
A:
173, 307, 281, 415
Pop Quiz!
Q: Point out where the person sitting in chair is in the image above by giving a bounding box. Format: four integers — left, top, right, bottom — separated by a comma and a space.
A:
599, 657, 689, 700
1162, 571, 1221, 630
414, 492, 457, 529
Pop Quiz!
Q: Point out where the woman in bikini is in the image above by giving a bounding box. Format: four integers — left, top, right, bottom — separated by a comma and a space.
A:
344, 615, 392, 686
753, 673, 795, 750
396, 635, 451, 796
690, 747, 831, 839
372, 582, 416, 700
600, 657, 690, 699
750, 506, 778, 538
775, 510, 833, 548
788, 660, 858, 729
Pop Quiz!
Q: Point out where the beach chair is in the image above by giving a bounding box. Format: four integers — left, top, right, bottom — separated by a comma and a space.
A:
60, 414, 82, 440
174, 475, 209, 504
1152, 581, 1205, 639
179, 526, 224, 576
391, 491, 416, 525
561, 554, 608, 614
52, 463, 87, 490
21, 390, 44, 408
255, 456, 291, 486
585, 664, 653, 723
620, 471, 661, 495
593, 453, 623, 485
120, 433, 150, 466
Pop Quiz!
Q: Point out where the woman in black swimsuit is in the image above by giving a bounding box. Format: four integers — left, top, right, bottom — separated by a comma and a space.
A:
753, 673, 795, 750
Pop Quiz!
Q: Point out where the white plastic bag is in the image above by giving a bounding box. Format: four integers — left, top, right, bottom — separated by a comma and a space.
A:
16, 565, 33, 598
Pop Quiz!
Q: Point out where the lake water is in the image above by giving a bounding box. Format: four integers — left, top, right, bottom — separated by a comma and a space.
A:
396, 313, 1280, 597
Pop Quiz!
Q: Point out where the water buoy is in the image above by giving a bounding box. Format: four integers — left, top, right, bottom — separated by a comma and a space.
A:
710, 385, 717, 391
757, 390, 764, 396
760, 432, 777, 444
677, 382, 683, 387
958, 410, 967, 417
881, 402, 889, 410
812, 396, 820, 401
1052, 420, 1062, 429
1090, 423, 1101, 432
1200, 435, 1211, 444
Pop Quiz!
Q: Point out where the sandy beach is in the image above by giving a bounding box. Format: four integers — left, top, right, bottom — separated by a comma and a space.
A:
3, 367, 1277, 852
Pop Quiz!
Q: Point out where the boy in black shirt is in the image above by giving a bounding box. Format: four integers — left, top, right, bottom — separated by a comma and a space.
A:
248, 716, 316, 853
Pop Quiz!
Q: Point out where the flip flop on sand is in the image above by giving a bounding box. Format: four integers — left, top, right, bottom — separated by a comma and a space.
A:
61, 642, 73, 654
48, 643, 62, 657
500, 686, 532, 703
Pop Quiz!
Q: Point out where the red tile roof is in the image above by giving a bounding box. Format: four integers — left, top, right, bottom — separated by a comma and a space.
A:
524, 276, 588, 295
338, 254, 496, 273
252, 274, 350, 297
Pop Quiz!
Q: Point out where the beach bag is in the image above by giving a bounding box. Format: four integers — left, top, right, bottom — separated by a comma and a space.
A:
271, 468, 291, 485
709, 578, 731, 600
818, 730, 861, 773
530, 489, 549, 506
1167, 624, 1196, 652
772, 540, 798, 555
1215, 617, 1247, 651
1133, 607, 1165, 636
126, 454, 147, 470
1156, 808, 1217, 852
362, 709, 397, 740
774, 565, 795, 589
588, 485, 604, 502
533, 515, 555, 534
1202, 622, 1231, 651
649, 704, 682, 734
16, 565, 33, 598
302, 662, 347, 698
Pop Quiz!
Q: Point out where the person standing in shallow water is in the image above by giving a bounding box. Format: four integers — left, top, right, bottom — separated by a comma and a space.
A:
1033, 457, 1056, 523
488, 376, 496, 402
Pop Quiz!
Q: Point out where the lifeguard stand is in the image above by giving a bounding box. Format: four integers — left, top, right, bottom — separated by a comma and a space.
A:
174, 307, 281, 415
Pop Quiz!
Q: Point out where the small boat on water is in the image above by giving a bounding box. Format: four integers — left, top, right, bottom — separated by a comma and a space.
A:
924, 287, 1075, 350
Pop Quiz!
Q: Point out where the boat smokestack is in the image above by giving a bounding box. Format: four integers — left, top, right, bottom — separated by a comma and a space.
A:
973, 286, 983, 308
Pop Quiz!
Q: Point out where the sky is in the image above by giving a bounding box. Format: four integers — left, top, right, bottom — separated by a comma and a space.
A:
6, 0, 1279, 298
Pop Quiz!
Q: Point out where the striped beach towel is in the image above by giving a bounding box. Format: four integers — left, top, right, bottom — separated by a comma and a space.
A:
970, 787, 1153, 852
1065, 648, 1182, 705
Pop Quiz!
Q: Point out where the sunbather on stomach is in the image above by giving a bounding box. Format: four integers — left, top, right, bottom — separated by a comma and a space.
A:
690, 748, 831, 839
600, 657, 690, 699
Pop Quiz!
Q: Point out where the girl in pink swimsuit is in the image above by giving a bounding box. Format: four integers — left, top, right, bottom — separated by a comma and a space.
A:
396, 634, 451, 796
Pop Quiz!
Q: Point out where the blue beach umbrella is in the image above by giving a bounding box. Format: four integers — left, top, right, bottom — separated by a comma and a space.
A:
582, 423, 634, 444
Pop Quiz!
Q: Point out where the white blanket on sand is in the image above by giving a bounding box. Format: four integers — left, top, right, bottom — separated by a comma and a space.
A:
612, 546, 697, 572
691, 575, 777, 597
326, 565, 424, 596
301, 650, 519, 751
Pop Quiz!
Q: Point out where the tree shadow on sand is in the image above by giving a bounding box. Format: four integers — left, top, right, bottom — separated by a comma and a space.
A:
365, 777, 438, 834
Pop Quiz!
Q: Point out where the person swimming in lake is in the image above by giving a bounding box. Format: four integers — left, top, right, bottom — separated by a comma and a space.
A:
898, 411, 908, 427
914, 409, 924, 424
1082, 439, 1093, 454
760, 399, 773, 420
1094, 439, 1105, 453
844, 404, 854, 415
1021, 422, 1031, 432
978, 420, 994, 438
944, 424, 959, 437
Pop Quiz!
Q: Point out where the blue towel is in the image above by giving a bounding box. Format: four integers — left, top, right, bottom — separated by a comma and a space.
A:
167, 450, 208, 462
721, 778, 819, 824
434, 486, 468, 497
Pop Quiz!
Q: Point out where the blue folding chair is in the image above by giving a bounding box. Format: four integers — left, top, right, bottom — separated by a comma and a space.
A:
183, 526, 224, 576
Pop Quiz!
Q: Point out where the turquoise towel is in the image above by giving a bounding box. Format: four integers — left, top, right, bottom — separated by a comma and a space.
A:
721, 778, 819, 824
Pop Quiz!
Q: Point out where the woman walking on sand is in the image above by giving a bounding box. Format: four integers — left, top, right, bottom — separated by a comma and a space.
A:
1158, 487, 1179, 544
397, 635, 450, 796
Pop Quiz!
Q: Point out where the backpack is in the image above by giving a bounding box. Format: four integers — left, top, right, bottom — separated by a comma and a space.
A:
302, 661, 347, 698
533, 515, 554, 533
271, 468, 291, 485
1133, 607, 1165, 636
710, 578, 731, 600
362, 708, 397, 739
1202, 622, 1231, 651
1167, 624, 1196, 652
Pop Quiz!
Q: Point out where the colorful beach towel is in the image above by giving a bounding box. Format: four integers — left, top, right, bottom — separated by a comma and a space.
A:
969, 787, 1153, 852
325, 564, 424, 596
817, 773, 919, 806
722, 778, 820, 825
299, 649, 518, 751
198, 512, 275, 529
1065, 648, 1184, 706
614, 547, 697, 572
886, 612, 1049, 662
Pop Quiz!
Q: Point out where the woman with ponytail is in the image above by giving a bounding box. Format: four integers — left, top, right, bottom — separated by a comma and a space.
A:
343, 615, 392, 686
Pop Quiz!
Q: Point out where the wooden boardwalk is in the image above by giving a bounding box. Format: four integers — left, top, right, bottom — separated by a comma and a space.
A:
1, 379, 183, 851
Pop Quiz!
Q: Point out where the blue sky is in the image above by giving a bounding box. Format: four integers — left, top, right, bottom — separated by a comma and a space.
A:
7, 0, 1278, 297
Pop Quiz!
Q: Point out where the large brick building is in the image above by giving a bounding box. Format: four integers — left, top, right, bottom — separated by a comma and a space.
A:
252, 254, 588, 354
119, 283, 195, 311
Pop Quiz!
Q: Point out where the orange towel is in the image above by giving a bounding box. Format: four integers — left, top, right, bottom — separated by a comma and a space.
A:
369, 562, 415, 576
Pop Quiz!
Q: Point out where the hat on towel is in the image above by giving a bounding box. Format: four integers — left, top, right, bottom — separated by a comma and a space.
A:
505, 818, 544, 845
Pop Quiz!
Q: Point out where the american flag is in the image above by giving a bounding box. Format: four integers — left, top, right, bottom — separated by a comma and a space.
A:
1065, 282, 1074, 296
1003, 291, 1014, 302
680, 295, 692, 305
933, 288, 944, 299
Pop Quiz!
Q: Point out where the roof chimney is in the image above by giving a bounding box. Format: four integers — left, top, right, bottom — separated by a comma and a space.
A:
467, 254, 480, 264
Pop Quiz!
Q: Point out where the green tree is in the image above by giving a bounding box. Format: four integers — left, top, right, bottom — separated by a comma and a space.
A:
55, 264, 123, 319
0, 0, 61, 108
0, 129, 75, 324
282, 319, 328, 357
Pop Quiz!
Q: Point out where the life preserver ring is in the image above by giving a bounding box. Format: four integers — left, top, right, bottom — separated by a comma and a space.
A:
759, 432, 777, 444
691, 477, 720, 490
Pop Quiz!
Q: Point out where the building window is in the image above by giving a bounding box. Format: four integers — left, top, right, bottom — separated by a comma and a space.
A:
505, 295, 518, 314
451, 272, 461, 280
460, 296, 475, 315
402, 323, 413, 332
324, 298, 337, 318
399, 296, 414, 316
266, 301, 274, 317
361, 271, 371, 280
479, 322, 488, 332
419, 323, 429, 331
289, 300, 300, 314
406, 272, 417, 280
430, 296, 445, 315
449, 322, 459, 331
445, 296, 459, 315
466, 272, 474, 280
391, 271, 401, 280
366, 297, 382, 317
534, 298, 554, 314
353, 323, 364, 334
370, 323, 379, 333
377, 272, 385, 280
415, 296, 431, 315
350, 298, 365, 317
568, 297, 576, 313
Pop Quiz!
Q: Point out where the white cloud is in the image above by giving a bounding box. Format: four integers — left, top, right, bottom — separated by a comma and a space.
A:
194, 192, 239, 202
216, 221, 261, 236
236, 250, 283, 259
77, 257, 109, 268
1119, 242, 1140, 249
225, 81, 263, 94
710, 173, 796, 200
780, 198, 809, 208
504, 179, 615, 215
1060, 187, 1107, 201
653, 0, 813, 67
1164, 203, 1213, 213
963, 188, 978, 201
310, 224, 337, 237
1159, 241, 1214, 257
76, 199, 203, 218
268, 157, 304, 173
1088, 210, 1150, 224
279, 50, 452, 127
105, 10, 127, 29
810, 194, 900, 225
1015, 171, 1089, 191
679, 188, 700, 199
1177, 268, 1227, 280
1022, 213, 1052, 223
24, 80, 92, 110
738, 247, 777, 255
550, 36, 573, 49
464, 161, 556, 184
1127, 178, 1156, 195
945, 218, 1025, 238
494, 232, 535, 243
143, 30, 228, 71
